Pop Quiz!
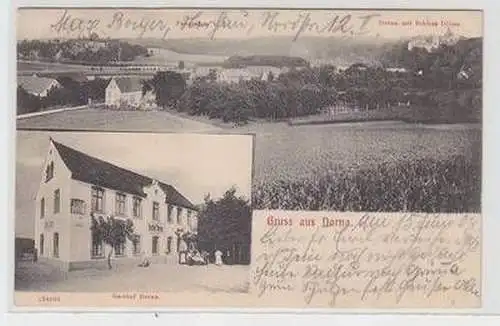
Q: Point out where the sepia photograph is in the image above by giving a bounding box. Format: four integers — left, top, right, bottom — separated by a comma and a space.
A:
13, 8, 483, 309
15, 131, 253, 293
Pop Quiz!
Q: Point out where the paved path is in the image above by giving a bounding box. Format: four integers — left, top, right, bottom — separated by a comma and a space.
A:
15, 260, 250, 293
17, 109, 222, 133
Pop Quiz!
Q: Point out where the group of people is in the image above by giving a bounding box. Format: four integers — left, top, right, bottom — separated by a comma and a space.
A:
181, 248, 225, 266
137, 248, 226, 267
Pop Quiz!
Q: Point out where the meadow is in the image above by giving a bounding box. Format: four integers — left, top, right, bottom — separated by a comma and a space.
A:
249, 121, 481, 212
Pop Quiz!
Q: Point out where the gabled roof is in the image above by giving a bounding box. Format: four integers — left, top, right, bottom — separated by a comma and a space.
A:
18, 75, 59, 95
51, 139, 197, 210
111, 77, 144, 93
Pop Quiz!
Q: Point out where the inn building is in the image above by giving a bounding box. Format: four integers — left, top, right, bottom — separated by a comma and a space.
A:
34, 138, 198, 271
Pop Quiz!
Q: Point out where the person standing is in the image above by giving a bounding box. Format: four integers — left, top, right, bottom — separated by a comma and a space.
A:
214, 249, 223, 266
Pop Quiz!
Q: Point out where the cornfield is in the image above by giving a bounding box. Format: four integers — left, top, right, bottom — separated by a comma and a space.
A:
252, 155, 481, 213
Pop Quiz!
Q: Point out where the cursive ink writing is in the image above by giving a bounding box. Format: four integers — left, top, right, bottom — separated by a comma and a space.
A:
107, 11, 171, 39
47, 9, 385, 42
261, 11, 380, 41
50, 10, 100, 38
252, 212, 481, 307
176, 11, 252, 40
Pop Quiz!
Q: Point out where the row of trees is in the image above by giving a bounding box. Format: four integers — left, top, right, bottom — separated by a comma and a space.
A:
17, 39, 149, 64
17, 77, 109, 115
145, 39, 482, 124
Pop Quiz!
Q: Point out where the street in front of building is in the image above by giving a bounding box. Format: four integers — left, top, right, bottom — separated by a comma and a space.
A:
15, 259, 250, 293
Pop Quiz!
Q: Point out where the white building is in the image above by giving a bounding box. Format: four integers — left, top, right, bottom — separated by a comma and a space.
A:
105, 77, 147, 108
34, 138, 198, 271
217, 68, 262, 83
18, 75, 61, 97
407, 28, 461, 52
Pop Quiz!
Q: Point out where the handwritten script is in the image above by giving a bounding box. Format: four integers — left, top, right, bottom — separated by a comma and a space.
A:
251, 211, 481, 308
49, 10, 379, 41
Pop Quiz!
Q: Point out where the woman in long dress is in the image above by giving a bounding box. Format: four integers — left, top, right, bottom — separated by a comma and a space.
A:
214, 249, 223, 266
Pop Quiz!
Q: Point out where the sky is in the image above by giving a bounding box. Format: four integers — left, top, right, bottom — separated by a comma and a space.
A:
15, 131, 254, 238
16, 9, 482, 41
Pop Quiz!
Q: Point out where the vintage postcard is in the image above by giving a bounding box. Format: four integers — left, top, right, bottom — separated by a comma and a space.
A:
14, 8, 482, 310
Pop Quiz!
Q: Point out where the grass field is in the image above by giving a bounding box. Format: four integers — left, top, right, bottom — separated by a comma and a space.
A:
17, 108, 221, 132
246, 121, 481, 212
244, 121, 481, 183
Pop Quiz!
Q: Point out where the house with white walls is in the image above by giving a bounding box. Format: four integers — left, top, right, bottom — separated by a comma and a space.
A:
34, 138, 198, 271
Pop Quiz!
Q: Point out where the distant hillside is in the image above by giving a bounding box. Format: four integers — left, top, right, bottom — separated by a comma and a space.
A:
125, 36, 482, 72
125, 36, 399, 67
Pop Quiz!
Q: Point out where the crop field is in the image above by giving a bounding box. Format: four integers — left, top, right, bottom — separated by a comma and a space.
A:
248, 121, 481, 212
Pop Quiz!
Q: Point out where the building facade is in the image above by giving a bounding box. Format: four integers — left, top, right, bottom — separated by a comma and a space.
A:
34, 139, 198, 271
105, 77, 147, 108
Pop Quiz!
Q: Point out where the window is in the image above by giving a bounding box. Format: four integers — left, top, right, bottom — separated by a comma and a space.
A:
132, 197, 142, 218
91, 238, 104, 258
152, 202, 159, 221
91, 187, 105, 212
53, 233, 59, 258
115, 193, 126, 216
114, 242, 125, 256
39, 234, 44, 256
40, 198, 45, 219
167, 205, 173, 223
152, 236, 159, 255
133, 236, 141, 255
45, 162, 54, 182
70, 199, 85, 215
166, 236, 172, 254
177, 207, 183, 224
53, 189, 60, 214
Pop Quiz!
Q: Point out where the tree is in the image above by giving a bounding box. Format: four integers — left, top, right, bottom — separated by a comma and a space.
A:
197, 187, 252, 265
267, 71, 275, 82
90, 214, 136, 269
17, 86, 41, 115
150, 71, 187, 108
207, 69, 218, 82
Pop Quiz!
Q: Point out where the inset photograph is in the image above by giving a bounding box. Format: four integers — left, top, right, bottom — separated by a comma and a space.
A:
15, 131, 253, 293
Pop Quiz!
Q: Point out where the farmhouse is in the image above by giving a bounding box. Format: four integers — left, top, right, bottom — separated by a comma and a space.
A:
18, 74, 61, 97
105, 77, 148, 108
34, 138, 198, 271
